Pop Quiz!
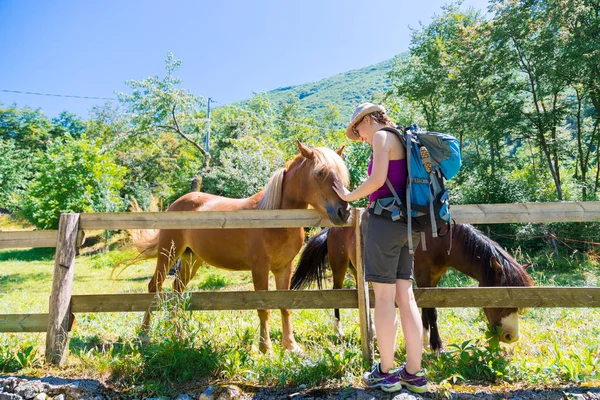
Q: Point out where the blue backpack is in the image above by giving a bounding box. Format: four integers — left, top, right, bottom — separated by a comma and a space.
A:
370, 125, 462, 253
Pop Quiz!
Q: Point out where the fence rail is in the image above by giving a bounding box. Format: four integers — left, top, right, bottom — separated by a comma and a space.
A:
1, 202, 599, 365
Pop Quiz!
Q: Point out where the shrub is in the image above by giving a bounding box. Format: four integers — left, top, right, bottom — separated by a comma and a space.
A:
20, 135, 126, 229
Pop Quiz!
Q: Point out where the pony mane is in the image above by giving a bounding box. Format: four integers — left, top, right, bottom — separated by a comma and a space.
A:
257, 168, 285, 210
285, 147, 350, 186
454, 224, 533, 287
258, 147, 349, 211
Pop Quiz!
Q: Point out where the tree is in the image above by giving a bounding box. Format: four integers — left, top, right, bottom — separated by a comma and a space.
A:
49, 111, 86, 139
20, 136, 126, 229
0, 104, 53, 151
0, 138, 29, 211
491, 0, 573, 200
117, 52, 208, 192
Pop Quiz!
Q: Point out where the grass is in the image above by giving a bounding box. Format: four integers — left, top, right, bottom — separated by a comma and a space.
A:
1, 234, 599, 397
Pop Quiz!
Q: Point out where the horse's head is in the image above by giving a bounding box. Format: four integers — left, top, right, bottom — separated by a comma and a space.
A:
287, 141, 350, 225
451, 224, 534, 345
483, 257, 534, 344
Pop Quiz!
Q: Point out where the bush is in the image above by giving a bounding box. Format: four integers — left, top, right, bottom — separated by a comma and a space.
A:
20, 135, 126, 229
202, 136, 284, 199
0, 138, 30, 210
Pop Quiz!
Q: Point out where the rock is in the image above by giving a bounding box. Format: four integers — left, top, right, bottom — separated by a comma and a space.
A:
33, 394, 47, 400
14, 380, 46, 399
216, 385, 244, 400
53, 395, 65, 400
0, 393, 23, 400
176, 394, 194, 400
391, 391, 424, 400
355, 390, 376, 400
200, 386, 215, 400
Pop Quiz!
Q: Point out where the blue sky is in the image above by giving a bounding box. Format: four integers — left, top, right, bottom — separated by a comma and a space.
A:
0, 0, 491, 118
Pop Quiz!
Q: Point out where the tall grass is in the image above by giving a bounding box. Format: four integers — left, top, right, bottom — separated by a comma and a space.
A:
1, 245, 599, 396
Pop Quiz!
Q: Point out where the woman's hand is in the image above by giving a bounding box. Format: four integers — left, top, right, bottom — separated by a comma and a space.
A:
333, 178, 353, 202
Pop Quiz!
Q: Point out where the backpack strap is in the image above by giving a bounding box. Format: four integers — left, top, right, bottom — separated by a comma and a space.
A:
380, 126, 416, 254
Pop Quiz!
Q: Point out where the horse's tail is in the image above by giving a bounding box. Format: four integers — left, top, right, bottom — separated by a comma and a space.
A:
291, 228, 330, 290
110, 197, 160, 279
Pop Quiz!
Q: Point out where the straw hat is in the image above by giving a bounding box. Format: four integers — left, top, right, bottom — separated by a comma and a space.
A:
345, 103, 386, 139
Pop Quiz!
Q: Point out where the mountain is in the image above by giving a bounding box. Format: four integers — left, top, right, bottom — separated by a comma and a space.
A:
237, 55, 403, 126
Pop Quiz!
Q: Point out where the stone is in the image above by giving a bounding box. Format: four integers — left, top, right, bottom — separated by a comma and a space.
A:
200, 386, 215, 400
391, 392, 423, 400
0, 393, 23, 400
216, 385, 243, 400
176, 394, 194, 400
355, 390, 376, 400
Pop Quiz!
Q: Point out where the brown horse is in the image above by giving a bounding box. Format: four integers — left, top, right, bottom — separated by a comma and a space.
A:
291, 223, 533, 351
129, 141, 350, 353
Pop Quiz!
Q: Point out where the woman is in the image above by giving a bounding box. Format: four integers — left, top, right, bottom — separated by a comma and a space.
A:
332, 103, 427, 394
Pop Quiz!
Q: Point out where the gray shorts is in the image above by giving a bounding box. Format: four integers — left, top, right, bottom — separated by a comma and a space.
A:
361, 211, 420, 284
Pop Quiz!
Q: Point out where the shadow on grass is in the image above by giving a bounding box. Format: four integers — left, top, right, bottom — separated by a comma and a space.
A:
0, 248, 55, 262
0, 272, 52, 292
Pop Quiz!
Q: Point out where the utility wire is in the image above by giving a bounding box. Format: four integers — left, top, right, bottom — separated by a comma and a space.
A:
0, 89, 117, 100
1, 88, 344, 132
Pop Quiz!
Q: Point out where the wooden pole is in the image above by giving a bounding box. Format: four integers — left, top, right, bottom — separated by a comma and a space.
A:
45, 213, 79, 366
354, 208, 373, 363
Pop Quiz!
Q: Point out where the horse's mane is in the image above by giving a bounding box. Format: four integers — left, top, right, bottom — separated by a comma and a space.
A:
257, 147, 349, 211
311, 147, 350, 187
257, 168, 285, 210
454, 224, 533, 287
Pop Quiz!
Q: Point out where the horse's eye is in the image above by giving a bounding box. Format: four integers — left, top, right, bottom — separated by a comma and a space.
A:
315, 170, 325, 178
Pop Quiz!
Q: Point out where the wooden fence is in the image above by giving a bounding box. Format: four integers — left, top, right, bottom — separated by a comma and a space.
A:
1, 202, 600, 365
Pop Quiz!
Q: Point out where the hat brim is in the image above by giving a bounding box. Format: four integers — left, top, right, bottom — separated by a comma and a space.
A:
345, 104, 386, 140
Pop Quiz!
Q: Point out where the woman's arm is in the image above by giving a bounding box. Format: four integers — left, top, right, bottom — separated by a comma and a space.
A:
333, 131, 390, 202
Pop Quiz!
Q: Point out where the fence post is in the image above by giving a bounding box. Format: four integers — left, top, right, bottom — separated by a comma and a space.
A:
45, 213, 80, 366
354, 208, 373, 363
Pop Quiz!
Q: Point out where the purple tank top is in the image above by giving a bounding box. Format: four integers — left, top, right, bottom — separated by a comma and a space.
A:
368, 159, 408, 203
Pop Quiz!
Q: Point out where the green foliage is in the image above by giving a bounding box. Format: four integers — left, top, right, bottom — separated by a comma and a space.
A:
240, 58, 397, 127
0, 104, 53, 150
50, 111, 87, 139
202, 136, 285, 198
0, 339, 42, 372
427, 337, 511, 383
343, 142, 371, 208
0, 138, 30, 210
194, 272, 234, 290
20, 135, 126, 229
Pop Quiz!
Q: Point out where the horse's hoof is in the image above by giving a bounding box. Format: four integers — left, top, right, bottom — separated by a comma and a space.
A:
286, 342, 304, 354
259, 342, 273, 354
333, 319, 345, 338
139, 331, 150, 346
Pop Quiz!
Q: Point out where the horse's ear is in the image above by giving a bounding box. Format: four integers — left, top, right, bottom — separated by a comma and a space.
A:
335, 145, 346, 156
522, 262, 533, 270
296, 139, 314, 159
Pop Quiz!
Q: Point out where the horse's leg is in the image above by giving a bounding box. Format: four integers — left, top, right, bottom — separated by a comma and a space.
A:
172, 250, 202, 293
414, 262, 447, 352
328, 227, 353, 336
274, 264, 301, 352
141, 234, 186, 338
251, 264, 272, 354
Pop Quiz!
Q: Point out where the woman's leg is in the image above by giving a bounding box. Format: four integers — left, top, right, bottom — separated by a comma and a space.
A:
396, 279, 423, 374
372, 281, 398, 373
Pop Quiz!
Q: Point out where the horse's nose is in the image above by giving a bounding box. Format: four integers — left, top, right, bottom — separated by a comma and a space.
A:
337, 205, 350, 222
501, 332, 518, 343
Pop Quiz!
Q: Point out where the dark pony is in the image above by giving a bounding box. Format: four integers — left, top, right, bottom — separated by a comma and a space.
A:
123, 141, 350, 353
291, 224, 533, 351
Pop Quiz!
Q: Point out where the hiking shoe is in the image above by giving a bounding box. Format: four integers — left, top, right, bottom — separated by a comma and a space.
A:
362, 362, 402, 392
397, 365, 428, 393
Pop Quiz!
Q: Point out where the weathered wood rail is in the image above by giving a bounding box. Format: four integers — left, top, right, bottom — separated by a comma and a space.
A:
0, 201, 599, 365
